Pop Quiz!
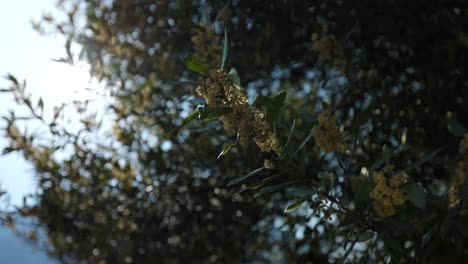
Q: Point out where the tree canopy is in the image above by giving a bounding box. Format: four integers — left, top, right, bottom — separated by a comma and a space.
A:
2, 0, 468, 263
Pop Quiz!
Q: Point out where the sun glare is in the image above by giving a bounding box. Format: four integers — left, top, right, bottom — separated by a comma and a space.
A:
43, 61, 97, 104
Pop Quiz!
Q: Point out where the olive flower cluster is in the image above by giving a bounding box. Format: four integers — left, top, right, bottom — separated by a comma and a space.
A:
369, 166, 408, 218
312, 34, 347, 72
313, 110, 346, 153
191, 24, 222, 71
196, 70, 281, 154
449, 133, 468, 209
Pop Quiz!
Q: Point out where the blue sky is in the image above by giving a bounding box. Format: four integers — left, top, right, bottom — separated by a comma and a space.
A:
1, 0, 63, 206
0, 1, 82, 262
0, 0, 97, 206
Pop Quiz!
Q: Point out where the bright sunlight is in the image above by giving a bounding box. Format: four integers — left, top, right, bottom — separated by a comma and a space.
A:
42, 60, 97, 104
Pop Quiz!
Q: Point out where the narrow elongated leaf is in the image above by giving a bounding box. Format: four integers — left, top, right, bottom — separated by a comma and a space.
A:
291, 129, 314, 159
65, 39, 74, 64
2, 147, 15, 155
221, 28, 229, 70
181, 54, 209, 77
286, 186, 314, 198
37, 97, 44, 112
183, 110, 199, 125
198, 106, 231, 120
283, 119, 296, 150
163, 110, 199, 137
382, 145, 391, 166
284, 198, 307, 212
253, 181, 297, 198
214, 0, 232, 22
218, 141, 237, 159
227, 167, 265, 186
51, 58, 71, 64
422, 224, 438, 248
405, 146, 446, 171
5, 74, 18, 85
370, 146, 405, 171
239, 181, 267, 193
192, 120, 222, 132
240, 169, 293, 192
340, 239, 357, 264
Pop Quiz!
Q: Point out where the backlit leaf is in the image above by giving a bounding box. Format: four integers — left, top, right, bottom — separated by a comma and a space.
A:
284, 198, 307, 212
181, 54, 209, 77
218, 141, 237, 159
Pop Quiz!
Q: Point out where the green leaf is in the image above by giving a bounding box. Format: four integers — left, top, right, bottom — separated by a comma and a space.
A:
357, 230, 374, 242
355, 182, 372, 209
406, 182, 426, 208
284, 198, 307, 212
218, 141, 237, 159
252, 92, 289, 124
240, 169, 293, 193
321, 100, 331, 111
37, 97, 44, 112
240, 181, 267, 193
318, 172, 335, 189
5, 74, 18, 85
405, 146, 446, 171
198, 106, 231, 120
283, 119, 296, 150
183, 110, 199, 125
447, 118, 466, 137
51, 58, 72, 64
65, 39, 73, 64
290, 129, 314, 159
266, 91, 287, 123
192, 120, 222, 132
273, 91, 287, 105
227, 167, 265, 187
422, 224, 438, 248
253, 95, 271, 106
163, 110, 199, 138
214, 0, 232, 22
286, 186, 314, 198
382, 145, 391, 166
228, 68, 240, 86
2, 147, 15, 155
254, 181, 298, 197
181, 54, 209, 77
221, 28, 229, 70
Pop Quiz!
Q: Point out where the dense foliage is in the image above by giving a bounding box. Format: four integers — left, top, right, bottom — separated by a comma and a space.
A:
2, 0, 468, 263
